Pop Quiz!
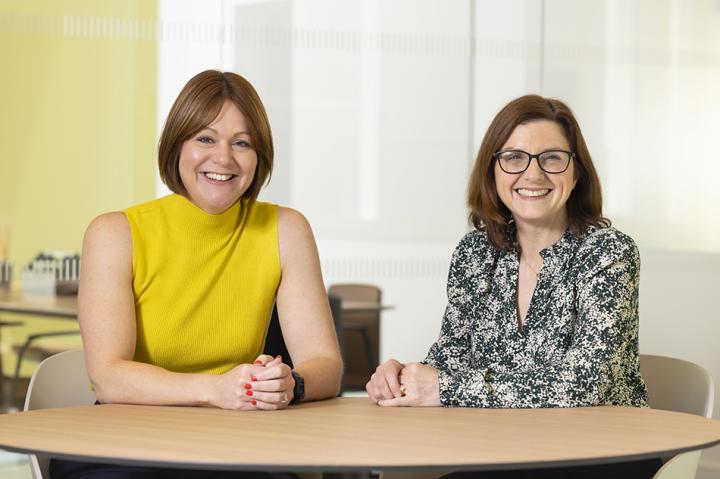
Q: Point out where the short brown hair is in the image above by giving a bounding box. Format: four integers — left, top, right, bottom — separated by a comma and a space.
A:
158, 70, 273, 201
468, 95, 609, 251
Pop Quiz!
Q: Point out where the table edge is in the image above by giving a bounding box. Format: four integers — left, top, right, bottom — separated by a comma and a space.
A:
2, 438, 719, 473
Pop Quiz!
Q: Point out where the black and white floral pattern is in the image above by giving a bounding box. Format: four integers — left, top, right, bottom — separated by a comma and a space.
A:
423, 226, 648, 408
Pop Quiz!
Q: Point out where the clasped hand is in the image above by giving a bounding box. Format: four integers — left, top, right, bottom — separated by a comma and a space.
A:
214, 354, 294, 410
365, 359, 441, 407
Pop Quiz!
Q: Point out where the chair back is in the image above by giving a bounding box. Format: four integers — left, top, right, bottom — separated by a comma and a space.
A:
23, 349, 95, 479
640, 354, 714, 418
263, 295, 343, 371
639, 354, 715, 479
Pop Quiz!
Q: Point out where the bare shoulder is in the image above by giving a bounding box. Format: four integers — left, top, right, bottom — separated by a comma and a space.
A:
277, 206, 314, 241
276, 207, 318, 266
83, 212, 132, 258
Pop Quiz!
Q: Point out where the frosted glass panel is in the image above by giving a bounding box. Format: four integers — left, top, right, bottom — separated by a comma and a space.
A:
289, 0, 471, 242
543, 0, 720, 252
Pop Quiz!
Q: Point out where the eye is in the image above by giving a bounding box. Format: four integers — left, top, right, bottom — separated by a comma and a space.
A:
196, 135, 214, 144
501, 151, 525, 162
234, 140, 252, 148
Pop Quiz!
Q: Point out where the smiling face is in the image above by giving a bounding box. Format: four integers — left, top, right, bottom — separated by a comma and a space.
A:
494, 120, 577, 232
178, 100, 258, 214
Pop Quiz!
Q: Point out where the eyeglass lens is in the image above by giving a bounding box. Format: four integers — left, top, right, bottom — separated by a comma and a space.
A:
496, 150, 571, 173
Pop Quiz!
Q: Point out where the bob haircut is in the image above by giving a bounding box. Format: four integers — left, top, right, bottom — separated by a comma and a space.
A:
468, 94, 609, 251
158, 70, 273, 201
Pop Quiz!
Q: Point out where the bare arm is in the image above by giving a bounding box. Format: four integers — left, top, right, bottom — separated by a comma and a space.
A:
275, 207, 343, 401
79, 212, 260, 409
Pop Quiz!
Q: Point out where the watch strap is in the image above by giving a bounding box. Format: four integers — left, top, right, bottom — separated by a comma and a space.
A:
290, 370, 305, 405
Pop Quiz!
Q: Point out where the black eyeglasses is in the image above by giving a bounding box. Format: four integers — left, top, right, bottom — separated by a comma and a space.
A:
494, 149, 575, 174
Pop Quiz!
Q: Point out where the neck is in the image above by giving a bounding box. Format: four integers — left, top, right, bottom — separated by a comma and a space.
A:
515, 215, 568, 258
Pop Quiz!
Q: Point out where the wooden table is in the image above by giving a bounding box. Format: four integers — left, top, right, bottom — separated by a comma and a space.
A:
0, 289, 79, 410
0, 289, 78, 319
0, 294, 389, 405
1, 397, 720, 476
340, 301, 393, 313
0, 292, 391, 320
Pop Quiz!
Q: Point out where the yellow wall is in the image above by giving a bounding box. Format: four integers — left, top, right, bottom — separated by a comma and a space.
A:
0, 0, 157, 377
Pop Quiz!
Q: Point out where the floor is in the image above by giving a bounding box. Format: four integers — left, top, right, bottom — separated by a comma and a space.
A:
0, 450, 31, 479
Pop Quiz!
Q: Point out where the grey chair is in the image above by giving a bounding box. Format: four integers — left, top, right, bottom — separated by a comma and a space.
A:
23, 349, 95, 479
640, 354, 715, 479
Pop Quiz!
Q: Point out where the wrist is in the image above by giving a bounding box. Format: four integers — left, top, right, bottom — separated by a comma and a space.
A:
290, 370, 305, 405
193, 374, 218, 407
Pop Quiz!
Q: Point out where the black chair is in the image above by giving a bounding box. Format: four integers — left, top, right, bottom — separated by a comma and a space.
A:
264, 295, 343, 394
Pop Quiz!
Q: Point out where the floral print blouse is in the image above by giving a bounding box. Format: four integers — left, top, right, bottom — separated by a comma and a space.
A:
423, 226, 648, 408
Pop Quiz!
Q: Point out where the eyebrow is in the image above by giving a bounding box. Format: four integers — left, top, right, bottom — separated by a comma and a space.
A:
200, 126, 251, 137
500, 147, 568, 152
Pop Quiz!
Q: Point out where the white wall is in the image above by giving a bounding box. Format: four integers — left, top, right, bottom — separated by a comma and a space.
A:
157, 0, 720, 474
640, 249, 720, 477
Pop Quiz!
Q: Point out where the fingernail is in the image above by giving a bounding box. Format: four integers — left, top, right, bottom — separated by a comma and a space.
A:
244, 383, 252, 390
254, 360, 262, 365
246, 390, 253, 396
275, 355, 282, 360
251, 400, 257, 406
251, 375, 257, 382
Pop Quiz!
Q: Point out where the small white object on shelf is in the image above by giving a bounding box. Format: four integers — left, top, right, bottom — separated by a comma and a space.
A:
21, 269, 56, 296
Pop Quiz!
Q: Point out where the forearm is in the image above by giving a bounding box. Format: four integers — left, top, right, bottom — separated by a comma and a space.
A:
439, 362, 604, 408
294, 355, 343, 401
90, 359, 219, 406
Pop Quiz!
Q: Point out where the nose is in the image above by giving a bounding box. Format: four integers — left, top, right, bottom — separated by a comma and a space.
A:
215, 141, 234, 166
522, 157, 545, 180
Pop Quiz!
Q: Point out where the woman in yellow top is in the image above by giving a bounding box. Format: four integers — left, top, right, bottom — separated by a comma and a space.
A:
51, 70, 342, 479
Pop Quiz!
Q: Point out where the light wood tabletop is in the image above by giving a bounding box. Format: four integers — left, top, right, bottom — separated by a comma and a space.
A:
0, 292, 389, 319
1, 397, 720, 474
0, 289, 78, 319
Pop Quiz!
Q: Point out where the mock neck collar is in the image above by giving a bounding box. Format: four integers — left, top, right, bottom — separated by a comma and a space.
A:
164, 194, 247, 237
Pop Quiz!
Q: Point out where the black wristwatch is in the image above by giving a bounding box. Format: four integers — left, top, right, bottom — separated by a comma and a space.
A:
290, 370, 305, 405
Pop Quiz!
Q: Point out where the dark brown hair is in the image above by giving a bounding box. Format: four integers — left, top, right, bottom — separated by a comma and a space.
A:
468, 94, 609, 251
158, 70, 273, 201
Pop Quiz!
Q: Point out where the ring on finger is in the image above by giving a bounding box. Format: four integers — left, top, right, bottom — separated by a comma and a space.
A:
399, 384, 407, 396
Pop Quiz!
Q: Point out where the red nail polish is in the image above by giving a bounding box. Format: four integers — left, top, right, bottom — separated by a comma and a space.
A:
246, 390, 253, 396
251, 375, 257, 382
244, 383, 252, 390
251, 400, 257, 406
254, 360, 262, 365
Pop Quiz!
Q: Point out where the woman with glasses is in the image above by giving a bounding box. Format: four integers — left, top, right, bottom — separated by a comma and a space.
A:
366, 95, 661, 478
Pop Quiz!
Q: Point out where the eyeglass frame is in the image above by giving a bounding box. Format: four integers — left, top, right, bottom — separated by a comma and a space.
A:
493, 149, 575, 174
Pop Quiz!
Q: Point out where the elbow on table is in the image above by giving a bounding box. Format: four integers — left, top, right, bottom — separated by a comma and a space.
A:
315, 355, 343, 400
86, 361, 128, 404
326, 355, 344, 398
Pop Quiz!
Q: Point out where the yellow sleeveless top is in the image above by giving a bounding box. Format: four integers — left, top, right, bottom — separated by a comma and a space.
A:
123, 194, 280, 375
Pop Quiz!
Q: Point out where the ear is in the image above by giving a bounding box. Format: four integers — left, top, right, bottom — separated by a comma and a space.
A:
571, 161, 579, 190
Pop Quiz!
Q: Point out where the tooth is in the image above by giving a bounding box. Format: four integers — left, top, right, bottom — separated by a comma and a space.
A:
518, 189, 548, 197
206, 173, 232, 181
